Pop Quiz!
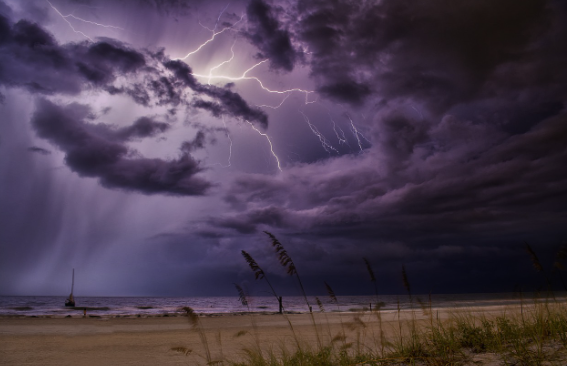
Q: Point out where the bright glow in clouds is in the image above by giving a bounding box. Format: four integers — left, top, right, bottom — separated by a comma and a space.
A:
1, 0, 566, 297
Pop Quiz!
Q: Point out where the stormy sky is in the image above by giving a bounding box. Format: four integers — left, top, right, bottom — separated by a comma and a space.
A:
1, 0, 566, 298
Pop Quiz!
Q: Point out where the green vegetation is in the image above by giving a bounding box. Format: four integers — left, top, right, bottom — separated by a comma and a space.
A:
172, 236, 567, 365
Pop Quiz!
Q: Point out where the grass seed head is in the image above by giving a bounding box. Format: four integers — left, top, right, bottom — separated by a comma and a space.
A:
364, 257, 376, 283
241, 250, 265, 280
264, 231, 297, 276
525, 243, 544, 272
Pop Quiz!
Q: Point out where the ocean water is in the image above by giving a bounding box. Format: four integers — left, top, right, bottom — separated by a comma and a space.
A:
0, 293, 553, 318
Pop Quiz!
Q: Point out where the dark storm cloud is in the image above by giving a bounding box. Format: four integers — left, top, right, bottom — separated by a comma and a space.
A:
180, 130, 206, 152
198, 86, 269, 127
198, 108, 567, 292
218, 0, 567, 291
211, 206, 292, 234
3, 0, 566, 297
162, 59, 199, 89
0, 15, 146, 94
74, 40, 146, 85
28, 146, 51, 155
31, 99, 211, 195
244, 0, 298, 72
289, 0, 565, 112
0, 17, 79, 94
68, 0, 194, 15
162, 59, 268, 126
133, 0, 192, 15
0, 8, 269, 127
115, 116, 170, 140
317, 81, 371, 106
147, 62, 269, 126
204, 0, 566, 259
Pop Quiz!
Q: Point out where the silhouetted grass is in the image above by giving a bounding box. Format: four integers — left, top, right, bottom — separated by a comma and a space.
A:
172, 242, 567, 365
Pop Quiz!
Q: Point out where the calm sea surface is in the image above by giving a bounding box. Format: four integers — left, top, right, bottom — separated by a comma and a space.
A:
0, 293, 556, 317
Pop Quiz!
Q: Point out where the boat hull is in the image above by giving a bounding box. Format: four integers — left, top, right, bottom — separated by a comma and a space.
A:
65, 300, 75, 307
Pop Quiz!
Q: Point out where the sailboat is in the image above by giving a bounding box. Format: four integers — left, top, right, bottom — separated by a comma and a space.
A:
65, 269, 75, 307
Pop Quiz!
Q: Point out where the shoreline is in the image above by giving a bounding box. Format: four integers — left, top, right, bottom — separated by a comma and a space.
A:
1, 297, 562, 319
0, 296, 567, 319
0, 303, 551, 337
3, 292, 562, 319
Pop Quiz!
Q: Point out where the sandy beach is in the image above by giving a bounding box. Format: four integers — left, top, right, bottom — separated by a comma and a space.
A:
1, 305, 540, 366
3, 312, 324, 366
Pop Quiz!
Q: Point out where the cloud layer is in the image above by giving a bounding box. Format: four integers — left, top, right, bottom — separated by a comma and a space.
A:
0, 0, 566, 296
184, 0, 567, 293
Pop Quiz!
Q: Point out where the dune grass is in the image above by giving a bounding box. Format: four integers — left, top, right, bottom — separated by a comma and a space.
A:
173, 237, 567, 365
174, 300, 567, 366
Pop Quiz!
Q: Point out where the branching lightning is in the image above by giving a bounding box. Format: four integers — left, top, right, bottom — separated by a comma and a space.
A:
246, 120, 282, 172
199, 3, 231, 33
171, 6, 326, 171
173, 9, 288, 172
175, 15, 244, 60
192, 60, 314, 100
299, 111, 338, 154
329, 114, 349, 146
49, 1, 368, 173
257, 92, 291, 109
47, 0, 122, 42
207, 41, 236, 85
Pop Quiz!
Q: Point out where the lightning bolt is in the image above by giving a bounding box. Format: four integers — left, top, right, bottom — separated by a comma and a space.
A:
346, 114, 371, 152
47, 0, 122, 42
220, 117, 233, 168
171, 5, 318, 171
329, 114, 349, 146
246, 120, 282, 172
198, 3, 230, 33
225, 132, 233, 167
347, 115, 363, 152
175, 14, 244, 60
410, 104, 424, 119
207, 41, 236, 85
214, 3, 231, 32
48, 2, 374, 174
257, 92, 292, 109
192, 60, 314, 100
305, 93, 317, 105
299, 111, 338, 154
174, 8, 288, 172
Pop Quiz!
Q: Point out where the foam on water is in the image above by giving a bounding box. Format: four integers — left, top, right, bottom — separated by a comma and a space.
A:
1, 293, 555, 317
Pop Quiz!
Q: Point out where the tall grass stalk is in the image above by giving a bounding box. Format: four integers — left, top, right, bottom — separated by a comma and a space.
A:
526, 243, 553, 288
324, 281, 347, 349
175, 242, 567, 365
182, 306, 213, 364
364, 257, 385, 357
241, 249, 302, 351
264, 232, 310, 310
553, 244, 567, 291
264, 231, 323, 350
242, 250, 280, 304
177, 292, 567, 365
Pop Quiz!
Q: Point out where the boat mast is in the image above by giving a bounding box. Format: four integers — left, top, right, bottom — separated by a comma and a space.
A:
70, 268, 74, 297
